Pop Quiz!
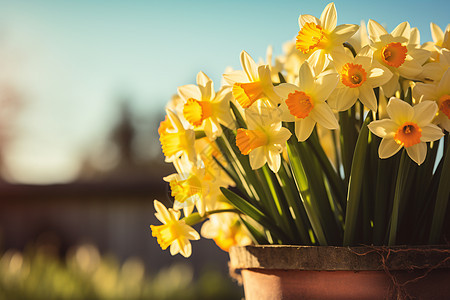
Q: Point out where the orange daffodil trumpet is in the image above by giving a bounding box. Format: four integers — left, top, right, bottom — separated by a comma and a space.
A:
368, 98, 444, 165
368, 20, 430, 96
296, 2, 359, 62
150, 200, 200, 258
235, 106, 292, 173
223, 51, 281, 109
328, 46, 392, 112
275, 54, 339, 142
178, 71, 235, 140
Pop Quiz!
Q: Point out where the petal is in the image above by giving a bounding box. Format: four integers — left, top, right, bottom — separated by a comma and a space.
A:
358, 84, 378, 111
409, 27, 420, 45
179, 240, 192, 258
320, 2, 337, 32
368, 119, 398, 138
437, 68, 450, 94
382, 73, 400, 97
222, 70, 248, 85
197, 71, 214, 101
314, 72, 339, 101
298, 62, 314, 91
240, 50, 259, 81
331, 24, 359, 43
397, 59, 423, 79
274, 83, 299, 99
271, 127, 292, 144
413, 83, 437, 102
406, 142, 427, 165
379, 138, 403, 159
154, 200, 171, 224
295, 117, 316, 142
430, 22, 444, 44
249, 147, 267, 170
178, 84, 201, 101
368, 19, 387, 42
386, 97, 414, 124
390, 22, 410, 40
366, 64, 393, 88
327, 86, 358, 111
298, 14, 320, 28
170, 239, 181, 256
421, 124, 444, 142
310, 102, 339, 129
407, 48, 430, 66
413, 100, 438, 126
266, 148, 282, 173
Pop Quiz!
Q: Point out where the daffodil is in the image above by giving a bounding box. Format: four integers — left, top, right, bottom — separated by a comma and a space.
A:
421, 48, 450, 83
159, 109, 196, 163
150, 200, 200, 258
223, 51, 281, 109
414, 68, 450, 132
430, 23, 450, 50
296, 2, 359, 62
327, 46, 392, 111
368, 97, 444, 165
235, 106, 291, 172
275, 60, 339, 142
178, 71, 235, 140
368, 20, 430, 96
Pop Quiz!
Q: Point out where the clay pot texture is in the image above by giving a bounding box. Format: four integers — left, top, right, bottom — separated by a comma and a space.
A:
229, 245, 450, 300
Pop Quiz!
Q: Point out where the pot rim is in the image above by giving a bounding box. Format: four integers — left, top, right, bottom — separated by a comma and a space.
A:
229, 245, 450, 271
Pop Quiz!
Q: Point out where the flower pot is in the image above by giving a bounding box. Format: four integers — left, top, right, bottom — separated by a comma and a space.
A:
229, 245, 450, 300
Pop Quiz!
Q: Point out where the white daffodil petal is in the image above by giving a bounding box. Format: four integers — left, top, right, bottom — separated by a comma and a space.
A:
274, 83, 299, 99
407, 48, 430, 66
310, 102, 339, 129
420, 124, 444, 142
267, 148, 282, 173
320, 2, 337, 32
398, 59, 423, 79
249, 147, 267, 170
298, 14, 320, 28
328, 87, 358, 111
379, 138, 403, 159
298, 62, 314, 91
240, 50, 259, 81
413, 101, 438, 126
295, 117, 316, 142
391, 22, 410, 40
430, 22, 444, 44
368, 119, 398, 138
358, 84, 378, 112
386, 97, 414, 124
413, 83, 437, 102
314, 73, 339, 101
438, 69, 450, 93
222, 70, 248, 86
178, 84, 201, 101
271, 127, 292, 144
406, 143, 427, 165
382, 73, 400, 97
368, 19, 387, 42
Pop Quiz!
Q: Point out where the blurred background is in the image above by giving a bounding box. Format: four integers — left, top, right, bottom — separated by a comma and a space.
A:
0, 0, 447, 299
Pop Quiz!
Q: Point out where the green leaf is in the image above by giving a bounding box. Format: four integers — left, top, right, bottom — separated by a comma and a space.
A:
343, 115, 371, 246
429, 136, 450, 244
220, 187, 290, 242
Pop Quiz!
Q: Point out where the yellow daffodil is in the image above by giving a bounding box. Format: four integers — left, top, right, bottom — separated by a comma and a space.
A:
178, 71, 235, 140
223, 51, 281, 109
368, 20, 430, 96
235, 106, 291, 172
159, 109, 196, 163
421, 48, 450, 83
296, 2, 359, 62
368, 97, 444, 165
328, 45, 392, 111
150, 200, 200, 258
163, 171, 204, 212
414, 68, 450, 132
201, 211, 252, 252
275, 60, 339, 142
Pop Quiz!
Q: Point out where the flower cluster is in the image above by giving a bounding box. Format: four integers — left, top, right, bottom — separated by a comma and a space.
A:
151, 3, 449, 257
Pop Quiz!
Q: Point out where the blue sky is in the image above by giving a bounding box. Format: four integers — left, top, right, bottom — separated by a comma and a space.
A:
0, 0, 448, 183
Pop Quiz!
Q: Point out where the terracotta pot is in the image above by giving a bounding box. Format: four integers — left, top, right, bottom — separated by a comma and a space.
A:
229, 245, 450, 300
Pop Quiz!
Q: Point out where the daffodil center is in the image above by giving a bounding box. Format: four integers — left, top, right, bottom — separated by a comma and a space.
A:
169, 175, 202, 204
232, 81, 264, 109
285, 91, 314, 119
236, 128, 268, 155
183, 98, 213, 127
438, 94, 450, 119
394, 122, 422, 148
341, 63, 367, 88
381, 42, 407, 68
296, 22, 330, 54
